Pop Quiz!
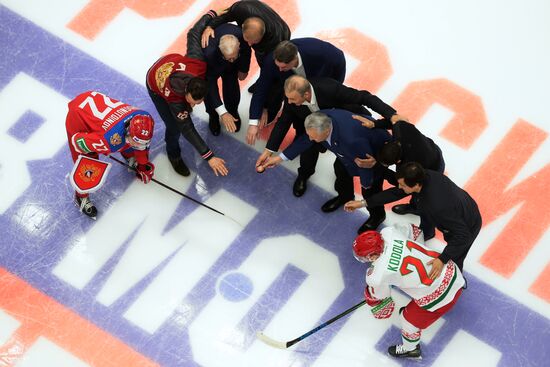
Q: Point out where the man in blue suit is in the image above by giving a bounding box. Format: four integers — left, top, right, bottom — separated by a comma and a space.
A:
262, 109, 392, 233
245, 38, 346, 145
189, 20, 252, 136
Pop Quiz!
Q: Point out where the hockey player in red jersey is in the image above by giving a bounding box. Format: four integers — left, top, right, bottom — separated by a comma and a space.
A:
146, 10, 228, 177
353, 223, 465, 359
66, 91, 155, 219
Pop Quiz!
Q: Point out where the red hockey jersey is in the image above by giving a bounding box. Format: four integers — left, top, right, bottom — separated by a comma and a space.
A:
66, 91, 152, 165
146, 53, 207, 103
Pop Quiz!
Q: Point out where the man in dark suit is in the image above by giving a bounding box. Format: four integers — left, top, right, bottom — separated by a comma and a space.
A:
344, 115, 445, 213
261, 109, 393, 233
256, 75, 397, 198
189, 21, 252, 136
245, 38, 347, 145
201, 0, 290, 67
393, 162, 482, 277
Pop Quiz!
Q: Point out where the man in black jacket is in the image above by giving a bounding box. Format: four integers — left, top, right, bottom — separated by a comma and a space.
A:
189, 16, 252, 136
256, 75, 397, 199
344, 115, 445, 214
394, 162, 481, 277
201, 0, 290, 67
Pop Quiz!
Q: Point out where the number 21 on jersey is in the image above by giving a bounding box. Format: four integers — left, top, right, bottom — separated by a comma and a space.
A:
400, 241, 440, 285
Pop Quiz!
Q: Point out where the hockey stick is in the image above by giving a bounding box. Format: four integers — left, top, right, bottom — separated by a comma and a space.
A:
109, 155, 235, 221
257, 299, 367, 349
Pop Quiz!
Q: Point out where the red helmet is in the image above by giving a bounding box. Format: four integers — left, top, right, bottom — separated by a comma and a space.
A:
353, 231, 384, 262
128, 114, 154, 149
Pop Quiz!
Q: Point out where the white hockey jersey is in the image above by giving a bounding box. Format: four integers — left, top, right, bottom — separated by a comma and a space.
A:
366, 224, 465, 312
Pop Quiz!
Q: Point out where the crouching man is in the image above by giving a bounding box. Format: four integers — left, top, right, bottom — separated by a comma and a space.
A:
352, 223, 465, 359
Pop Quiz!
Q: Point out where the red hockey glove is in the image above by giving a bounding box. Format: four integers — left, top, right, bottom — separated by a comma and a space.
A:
136, 162, 155, 184
364, 286, 381, 306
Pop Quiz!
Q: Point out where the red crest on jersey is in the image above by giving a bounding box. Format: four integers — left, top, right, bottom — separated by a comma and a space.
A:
70, 155, 111, 194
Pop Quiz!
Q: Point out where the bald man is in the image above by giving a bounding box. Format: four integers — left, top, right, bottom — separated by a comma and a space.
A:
201, 0, 290, 67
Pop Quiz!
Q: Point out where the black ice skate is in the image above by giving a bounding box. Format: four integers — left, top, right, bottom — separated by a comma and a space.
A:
388, 344, 422, 359
75, 195, 97, 220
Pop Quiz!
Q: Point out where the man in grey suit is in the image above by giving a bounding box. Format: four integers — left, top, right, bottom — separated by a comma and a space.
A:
261, 109, 393, 233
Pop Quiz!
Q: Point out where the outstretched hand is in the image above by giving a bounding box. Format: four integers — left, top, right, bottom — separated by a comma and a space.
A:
261, 156, 282, 169
256, 149, 272, 169
246, 125, 259, 145
208, 157, 228, 176
344, 200, 364, 212
220, 112, 238, 133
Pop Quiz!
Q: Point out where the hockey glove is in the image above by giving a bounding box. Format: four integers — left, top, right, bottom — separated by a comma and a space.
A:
136, 162, 155, 184
365, 286, 395, 319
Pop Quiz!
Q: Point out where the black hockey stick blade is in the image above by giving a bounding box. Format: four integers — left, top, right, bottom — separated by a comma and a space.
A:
257, 300, 367, 349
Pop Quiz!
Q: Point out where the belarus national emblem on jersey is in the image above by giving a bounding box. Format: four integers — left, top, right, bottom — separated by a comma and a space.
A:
155, 62, 174, 91
110, 133, 122, 146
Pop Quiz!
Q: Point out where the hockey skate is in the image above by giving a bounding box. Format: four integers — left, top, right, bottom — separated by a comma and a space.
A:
75, 195, 97, 219
388, 344, 422, 359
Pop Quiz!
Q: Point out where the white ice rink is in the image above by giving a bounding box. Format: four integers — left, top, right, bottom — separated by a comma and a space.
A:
1, 1, 549, 366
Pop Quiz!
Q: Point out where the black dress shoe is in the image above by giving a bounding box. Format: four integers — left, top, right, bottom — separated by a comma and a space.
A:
357, 212, 386, 234
293, 176, 308, 197
321, 196, 347, 213
391, 203, 416, 215
208, 115, 221, 136
168, 156, 190, 177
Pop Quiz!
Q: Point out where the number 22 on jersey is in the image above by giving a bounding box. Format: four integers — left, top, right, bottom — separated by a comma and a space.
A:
78, 91, 124, 120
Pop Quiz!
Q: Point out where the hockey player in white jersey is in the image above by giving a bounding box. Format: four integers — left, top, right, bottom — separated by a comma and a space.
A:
353, 223, 465, 359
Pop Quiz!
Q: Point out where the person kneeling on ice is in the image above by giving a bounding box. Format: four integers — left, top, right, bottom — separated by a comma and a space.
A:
66, 91, 155, 219
353, 223, 465, 359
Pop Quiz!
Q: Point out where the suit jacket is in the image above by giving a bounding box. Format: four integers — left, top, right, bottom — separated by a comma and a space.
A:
199, 24, 251, 109
283, 109, 392, 188
266, 77, 396, 151
208, 0, 290, 54
375, 118, 443, 173
250, 38, 346, 120
414, 170, 482, 265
